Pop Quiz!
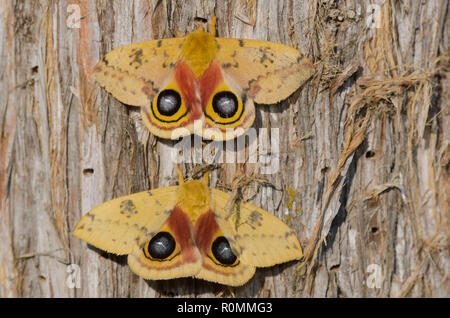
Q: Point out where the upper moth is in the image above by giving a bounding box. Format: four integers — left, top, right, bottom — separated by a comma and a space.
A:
93, 18, 314, 140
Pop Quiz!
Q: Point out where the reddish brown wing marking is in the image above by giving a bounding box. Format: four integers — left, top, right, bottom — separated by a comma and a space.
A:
194, 210, 220, 256
174, 60, 203, 120
165, 206, 199, 264
198, 61, 224, 110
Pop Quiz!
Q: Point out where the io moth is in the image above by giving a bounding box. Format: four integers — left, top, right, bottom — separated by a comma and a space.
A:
74, 168, 302, 286
93, 18, 314, 140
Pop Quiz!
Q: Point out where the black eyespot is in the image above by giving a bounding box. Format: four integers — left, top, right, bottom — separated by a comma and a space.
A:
211, 236, 237, 265
147, 232, 176, 259
157, 89, 181, 116
212, 91, 238, 118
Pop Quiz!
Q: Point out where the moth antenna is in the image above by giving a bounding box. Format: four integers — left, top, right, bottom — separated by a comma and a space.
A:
176, 166, 185, 184
203, 170, 210, 185
209, 16, 217, 37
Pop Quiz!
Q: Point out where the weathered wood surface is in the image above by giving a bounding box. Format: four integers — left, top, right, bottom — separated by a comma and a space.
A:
0, 0, 448, 297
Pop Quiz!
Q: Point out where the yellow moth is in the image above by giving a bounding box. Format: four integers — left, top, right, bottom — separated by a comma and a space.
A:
93, 18, 314, 140
74, 168, 302, 286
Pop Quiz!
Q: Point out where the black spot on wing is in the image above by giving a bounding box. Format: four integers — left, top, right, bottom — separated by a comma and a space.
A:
120, 199, 138, 218
129, 48, 144, 66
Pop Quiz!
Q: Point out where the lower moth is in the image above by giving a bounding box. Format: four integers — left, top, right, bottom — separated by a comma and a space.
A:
74, 168, 302, 286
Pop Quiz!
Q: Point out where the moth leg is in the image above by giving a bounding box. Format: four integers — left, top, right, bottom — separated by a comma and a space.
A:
175, 30, 183, 37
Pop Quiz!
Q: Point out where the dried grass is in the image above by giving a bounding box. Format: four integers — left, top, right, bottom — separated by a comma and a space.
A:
298, 0, 449, 295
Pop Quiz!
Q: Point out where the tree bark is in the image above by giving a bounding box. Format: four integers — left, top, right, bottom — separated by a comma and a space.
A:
0, 0, 448, 297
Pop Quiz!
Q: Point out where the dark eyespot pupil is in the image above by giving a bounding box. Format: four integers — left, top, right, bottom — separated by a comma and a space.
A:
157, 89, 181, 116
212, 236, 237, 265
212, 91, 238, 118
147, 232, 175, 259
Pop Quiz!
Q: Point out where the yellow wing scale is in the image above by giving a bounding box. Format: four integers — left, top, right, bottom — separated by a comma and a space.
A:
210, 188, 303, 268
93, 38, 185, 106
73, 187, 178, 255
195, 260, 256, 287
127, 251, 202, 281
215, 38, 315, 104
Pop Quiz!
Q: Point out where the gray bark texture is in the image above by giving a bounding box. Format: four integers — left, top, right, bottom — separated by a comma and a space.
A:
0, 0, 448, 297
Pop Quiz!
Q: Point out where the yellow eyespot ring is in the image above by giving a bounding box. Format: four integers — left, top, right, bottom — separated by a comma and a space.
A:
143, 231, 180, 262
208, 235, 240, 267
150, 84, 189, 126
204, 87, 244, 126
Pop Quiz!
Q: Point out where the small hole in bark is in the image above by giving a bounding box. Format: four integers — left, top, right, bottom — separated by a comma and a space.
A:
83, 168, 94, 176
194, 17, 208, 23
330, 264, 340, 271
321, 166, 330, 174
371, 227, 378, 233
31, 66, 39, 74
366, 150, 376, 158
